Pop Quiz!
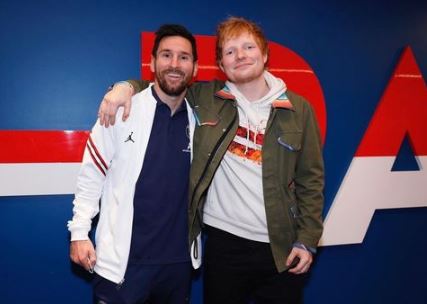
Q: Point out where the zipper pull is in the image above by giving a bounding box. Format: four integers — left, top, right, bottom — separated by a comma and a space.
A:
192, 237, 199, 260
116, 278, 125, 290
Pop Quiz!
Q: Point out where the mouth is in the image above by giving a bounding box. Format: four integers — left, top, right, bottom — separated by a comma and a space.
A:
164, 69, 185, 80
167, 72, 183, 79
234, 62, 252, 70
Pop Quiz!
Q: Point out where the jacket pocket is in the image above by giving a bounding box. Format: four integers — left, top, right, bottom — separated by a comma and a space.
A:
277, 132, 302, 152
288, 202, 300, 238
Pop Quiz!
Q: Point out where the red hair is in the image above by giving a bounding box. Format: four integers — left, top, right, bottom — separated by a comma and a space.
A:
215, 17, 269, 66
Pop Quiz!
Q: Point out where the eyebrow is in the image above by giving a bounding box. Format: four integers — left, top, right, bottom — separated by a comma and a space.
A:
158, 49, 192, 56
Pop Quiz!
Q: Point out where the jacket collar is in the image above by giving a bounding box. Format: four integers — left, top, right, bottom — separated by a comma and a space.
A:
214, 85, 235, 100
271, 93, 294, 110
214, 85, 294, 111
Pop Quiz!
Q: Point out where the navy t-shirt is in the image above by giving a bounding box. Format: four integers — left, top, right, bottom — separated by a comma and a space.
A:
128, 87, 191, 264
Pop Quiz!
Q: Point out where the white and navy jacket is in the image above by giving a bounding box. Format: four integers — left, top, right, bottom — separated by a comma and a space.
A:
67, 84, 199, 284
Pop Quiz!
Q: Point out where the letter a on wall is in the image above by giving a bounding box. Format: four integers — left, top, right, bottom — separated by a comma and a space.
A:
320, 46, 427, 246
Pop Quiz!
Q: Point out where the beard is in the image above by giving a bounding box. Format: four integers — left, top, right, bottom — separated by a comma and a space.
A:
156, 68, 193, 96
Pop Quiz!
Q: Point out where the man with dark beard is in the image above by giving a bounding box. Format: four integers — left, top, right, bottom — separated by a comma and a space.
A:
68, 24, 198, 304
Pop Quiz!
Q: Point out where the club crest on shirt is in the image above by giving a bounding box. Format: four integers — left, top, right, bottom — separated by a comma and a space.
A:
182, 125, 191, 153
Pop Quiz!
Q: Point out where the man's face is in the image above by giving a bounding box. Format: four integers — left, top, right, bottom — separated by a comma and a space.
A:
151, 36, 197, 96
219, 32, 267, 84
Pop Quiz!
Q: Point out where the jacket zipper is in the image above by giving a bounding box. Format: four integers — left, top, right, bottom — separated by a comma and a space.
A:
116, 278, 125, 290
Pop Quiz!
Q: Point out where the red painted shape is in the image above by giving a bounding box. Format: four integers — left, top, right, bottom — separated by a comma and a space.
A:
0, 130, 89, 163
356, 46, 427, 156
140, 33, 327, 142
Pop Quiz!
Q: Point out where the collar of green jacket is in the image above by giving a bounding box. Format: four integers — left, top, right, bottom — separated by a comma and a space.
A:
214, 84, 295, 111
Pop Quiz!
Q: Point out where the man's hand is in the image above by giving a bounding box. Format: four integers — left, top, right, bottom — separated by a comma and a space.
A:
98, 82, 134, 127
286, 247, 313, 274
70, 240, 96, 272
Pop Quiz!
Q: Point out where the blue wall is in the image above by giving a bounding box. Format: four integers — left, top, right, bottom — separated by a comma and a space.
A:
1, 0, 426, 303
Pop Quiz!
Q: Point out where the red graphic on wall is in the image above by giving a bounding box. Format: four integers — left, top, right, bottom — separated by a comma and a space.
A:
0, 131, 88, 163
356, 46, 427, 157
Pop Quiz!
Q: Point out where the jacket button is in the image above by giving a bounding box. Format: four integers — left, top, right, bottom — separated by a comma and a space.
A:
222, 128, 226, 132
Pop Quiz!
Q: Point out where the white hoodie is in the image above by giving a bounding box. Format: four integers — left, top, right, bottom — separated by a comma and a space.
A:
203, 71, 287, 242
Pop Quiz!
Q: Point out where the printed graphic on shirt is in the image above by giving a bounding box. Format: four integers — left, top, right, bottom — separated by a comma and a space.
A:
227, 124, 265, 165
124, 131, 135, 143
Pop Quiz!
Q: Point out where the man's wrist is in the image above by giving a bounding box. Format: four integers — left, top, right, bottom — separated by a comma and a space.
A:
107, 81, 134, 94
293, 242, 317, 255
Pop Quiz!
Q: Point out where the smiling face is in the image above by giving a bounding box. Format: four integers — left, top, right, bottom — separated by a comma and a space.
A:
151, 36, 198, 97
219, 32, 267, 85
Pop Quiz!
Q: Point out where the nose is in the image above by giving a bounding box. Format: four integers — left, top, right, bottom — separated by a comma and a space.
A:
170, 55, 179, 67
236, 48, 246, 60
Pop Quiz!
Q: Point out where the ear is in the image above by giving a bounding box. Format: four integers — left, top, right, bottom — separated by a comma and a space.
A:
193, 61, 199, 78
263, 53, 268, 65
218, 60, 224, 72
150, 55, 155, 73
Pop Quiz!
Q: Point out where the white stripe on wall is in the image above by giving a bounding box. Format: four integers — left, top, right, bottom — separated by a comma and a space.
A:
0, 163, 80, 196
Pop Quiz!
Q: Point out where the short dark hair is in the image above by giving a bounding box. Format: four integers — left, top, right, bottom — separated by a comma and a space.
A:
152, 24, 198, 61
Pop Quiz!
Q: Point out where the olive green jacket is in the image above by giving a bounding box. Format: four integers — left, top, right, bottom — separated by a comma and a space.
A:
130, 79, 324, 272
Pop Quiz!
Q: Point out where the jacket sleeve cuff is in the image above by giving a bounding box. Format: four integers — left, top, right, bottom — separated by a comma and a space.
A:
293, 242, 317, 254
69, 228, 90, 242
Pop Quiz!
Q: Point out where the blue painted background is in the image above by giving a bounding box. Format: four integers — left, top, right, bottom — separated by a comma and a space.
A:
1, 0, 426, 303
